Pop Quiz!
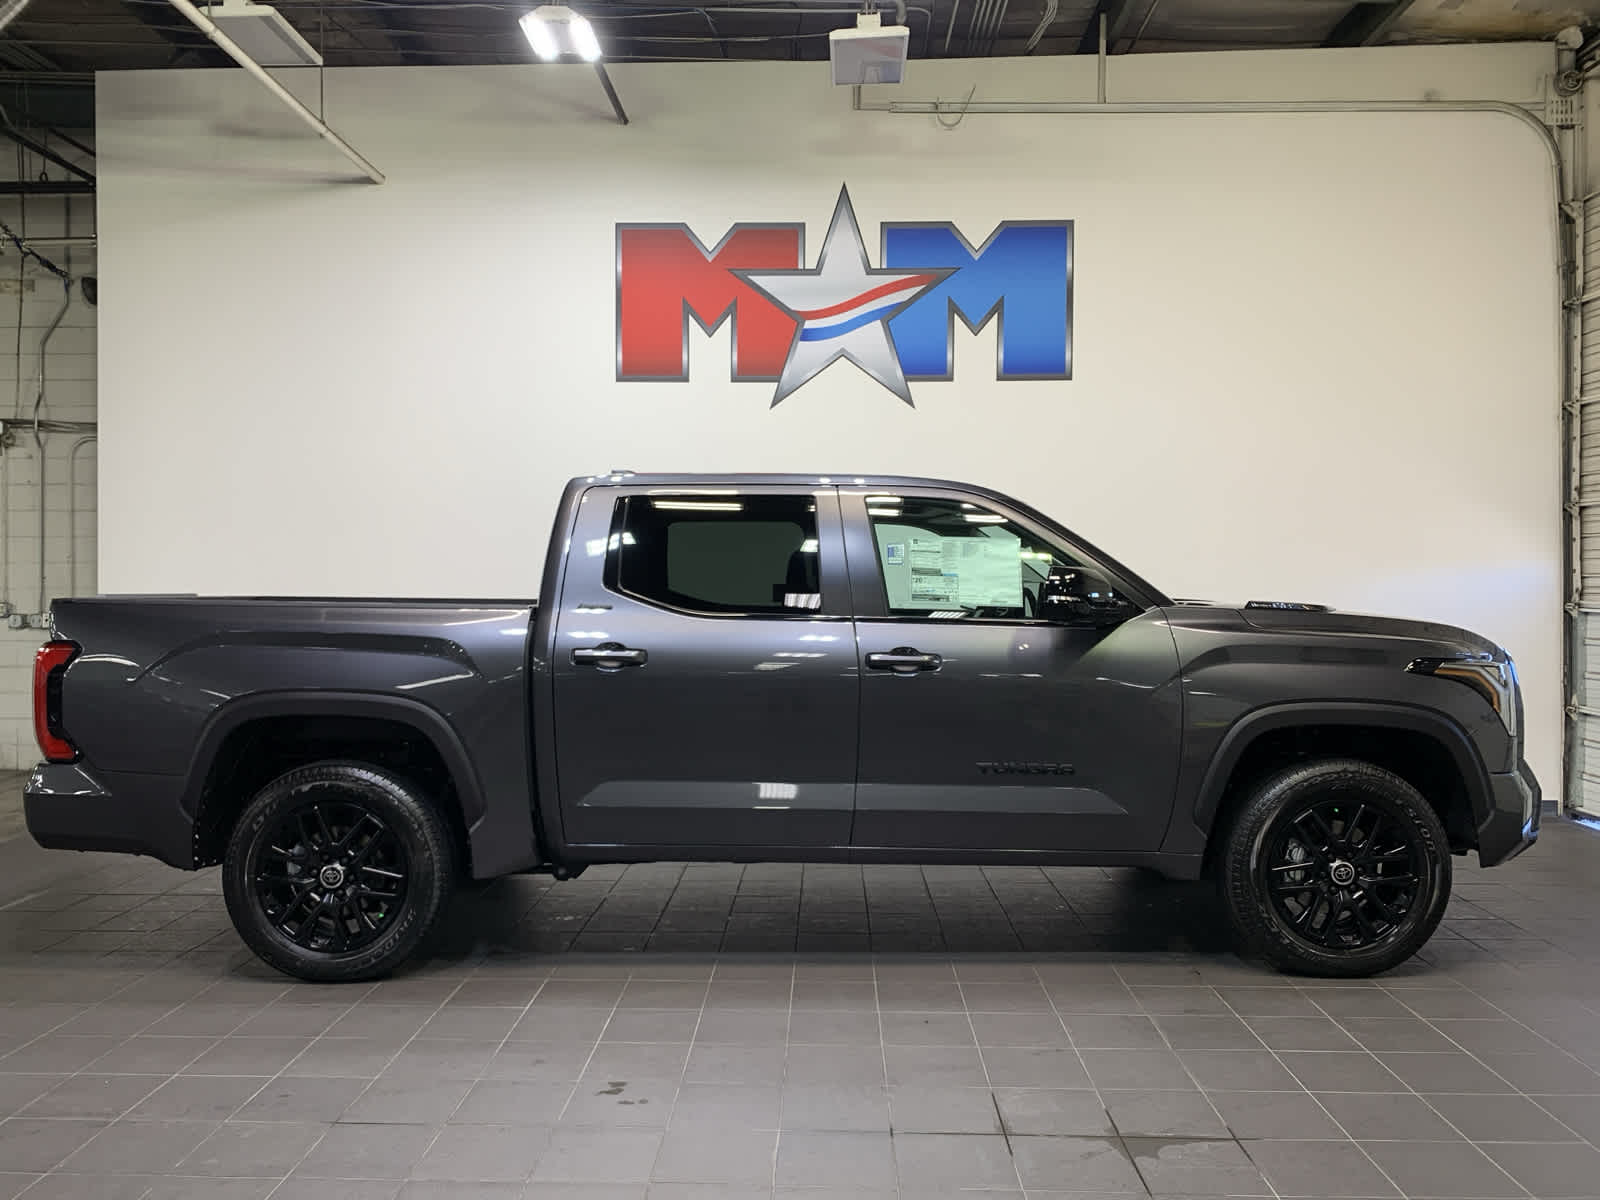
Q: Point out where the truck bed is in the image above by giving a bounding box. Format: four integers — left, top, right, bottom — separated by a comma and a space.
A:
33, 595, 543, 876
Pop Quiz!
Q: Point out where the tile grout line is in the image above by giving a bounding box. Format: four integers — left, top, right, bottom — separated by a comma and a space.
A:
261, 972, 469, 1197
148, 978, 380, 1200
652, 937, 710, 1191
1385, 981, 1600, 1149
1203, 979, 1407, 1200
868, 949, 901, 1200
1298, 986, 1531, 1200
1116, 967, 1284, 1200
427, 958, 554, 1187
950, 953, 1027, 1199
549, 963, 633, 1184
1035, 961, 1128, 1200
6, 973, 296, 1189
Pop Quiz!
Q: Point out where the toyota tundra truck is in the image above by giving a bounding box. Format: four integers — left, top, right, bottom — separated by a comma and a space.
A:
24, 473, 1539, 981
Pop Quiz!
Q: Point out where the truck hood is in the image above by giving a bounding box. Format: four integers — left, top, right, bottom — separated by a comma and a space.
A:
1170, 599, 1503, 659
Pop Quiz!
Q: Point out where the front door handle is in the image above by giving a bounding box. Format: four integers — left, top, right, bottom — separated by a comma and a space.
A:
865, 647, 942, 673
572, 642, 648, 669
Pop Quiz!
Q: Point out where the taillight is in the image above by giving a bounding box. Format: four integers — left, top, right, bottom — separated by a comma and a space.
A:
33, 641, 79, 763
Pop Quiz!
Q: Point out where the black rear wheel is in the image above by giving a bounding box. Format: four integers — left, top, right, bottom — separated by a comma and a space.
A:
1220, 758, 1450, 977
223, 761, 455, 982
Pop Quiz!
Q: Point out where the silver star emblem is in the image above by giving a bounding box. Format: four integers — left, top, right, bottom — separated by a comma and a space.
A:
737, 187, 950, 407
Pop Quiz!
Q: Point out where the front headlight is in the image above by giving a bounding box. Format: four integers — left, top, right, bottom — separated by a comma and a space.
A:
1407, 654, 1518, 739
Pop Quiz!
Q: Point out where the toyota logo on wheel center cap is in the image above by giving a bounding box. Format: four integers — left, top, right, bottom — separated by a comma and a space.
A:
1329, 861, 1356, 887
318, 864, 346, 889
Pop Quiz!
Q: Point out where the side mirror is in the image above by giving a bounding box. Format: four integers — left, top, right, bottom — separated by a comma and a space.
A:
1039, 566, 1139, 627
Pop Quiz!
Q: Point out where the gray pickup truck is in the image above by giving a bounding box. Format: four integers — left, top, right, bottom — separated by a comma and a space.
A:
26, 473, 1539, 982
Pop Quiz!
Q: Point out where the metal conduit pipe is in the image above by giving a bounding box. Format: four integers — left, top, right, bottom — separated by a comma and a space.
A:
1096, 11, 1106, 101
1023, 0, 1057, 54
32, 275, 71, 618
1, 247, 19, 615
852, 89, 1572, 798
1556, 42, 1586, 817
853, 112, 1568, 383
166, 0, 384, 184
850, 96, 1560, 195
962, 0, 987, 55
979, 0, 1007, 55
66, 435, 94, 598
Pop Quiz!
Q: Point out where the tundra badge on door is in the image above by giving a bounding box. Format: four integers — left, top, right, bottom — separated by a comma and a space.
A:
977, 761, 1075, 776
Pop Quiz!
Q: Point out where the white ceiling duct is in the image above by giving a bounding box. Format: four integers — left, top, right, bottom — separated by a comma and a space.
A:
205, 0, 323, 67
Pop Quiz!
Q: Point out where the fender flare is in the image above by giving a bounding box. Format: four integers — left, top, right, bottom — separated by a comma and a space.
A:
1191, 700, 1494, 836
181, 690, 488, 832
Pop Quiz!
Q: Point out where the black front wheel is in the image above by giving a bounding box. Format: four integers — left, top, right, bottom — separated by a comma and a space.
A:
222, 761, 456, 983
1219, 758, 1451, 977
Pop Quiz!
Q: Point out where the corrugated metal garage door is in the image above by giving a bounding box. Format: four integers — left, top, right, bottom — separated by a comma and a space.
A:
1572, 196, 1600, 818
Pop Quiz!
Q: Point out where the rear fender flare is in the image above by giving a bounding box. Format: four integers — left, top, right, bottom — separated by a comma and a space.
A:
183, 690, 488, 849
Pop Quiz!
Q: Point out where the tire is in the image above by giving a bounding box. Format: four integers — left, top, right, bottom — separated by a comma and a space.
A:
1219, 757, 1451, 977
222, 760, 456, 983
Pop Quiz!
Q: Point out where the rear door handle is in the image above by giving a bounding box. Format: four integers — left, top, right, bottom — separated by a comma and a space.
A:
571, 643, 648, 669
865, 647, 942, 673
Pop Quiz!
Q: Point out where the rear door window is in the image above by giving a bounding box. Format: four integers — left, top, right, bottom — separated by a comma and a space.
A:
609, 494, 824, 615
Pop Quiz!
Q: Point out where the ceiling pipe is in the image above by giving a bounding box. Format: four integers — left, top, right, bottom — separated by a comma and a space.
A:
165, 0, 384, 184
0, 127, 92, 184
0, 180, 91, 195
1096, 11, 1105, 100
1023, 0, 1058, 54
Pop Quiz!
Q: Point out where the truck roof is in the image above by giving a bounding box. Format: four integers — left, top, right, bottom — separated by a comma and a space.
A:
574, 472, 986, 489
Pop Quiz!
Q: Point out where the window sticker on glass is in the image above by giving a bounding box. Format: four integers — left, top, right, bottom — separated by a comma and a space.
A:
958, 534, 1025, 609
869, 496, 1084, 619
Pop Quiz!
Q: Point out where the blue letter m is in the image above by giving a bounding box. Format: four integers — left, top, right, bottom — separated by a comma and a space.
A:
883, 222, 1072, 380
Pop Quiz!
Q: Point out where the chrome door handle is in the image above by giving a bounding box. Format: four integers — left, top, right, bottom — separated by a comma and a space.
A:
865, 647, 942, 673
571, 643, 648, 669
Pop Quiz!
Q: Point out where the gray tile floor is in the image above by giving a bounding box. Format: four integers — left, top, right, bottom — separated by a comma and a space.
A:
0, 772, 1598, 1198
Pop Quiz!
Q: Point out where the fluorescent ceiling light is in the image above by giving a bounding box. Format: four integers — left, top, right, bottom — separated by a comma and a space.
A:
0, 0, 30, 34
520, 5, 603, 61
829, 11, 909, 86
651, 500, 743, 511
569, 14, 601, 60
206, 0, 323, 66
520, 11, 560, 59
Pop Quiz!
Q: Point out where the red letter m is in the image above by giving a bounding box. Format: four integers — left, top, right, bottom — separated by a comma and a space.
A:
616, 224, 801, 381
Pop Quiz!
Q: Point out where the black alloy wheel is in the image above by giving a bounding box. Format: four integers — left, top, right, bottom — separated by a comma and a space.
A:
1219, 757, 1451, 977
223, 761, 456, 982
253, 798, 408, 954
1260, 795, 1424, 951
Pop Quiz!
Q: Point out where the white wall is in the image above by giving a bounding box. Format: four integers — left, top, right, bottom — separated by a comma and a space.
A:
0, 188, 95, 771
96, 43, 1563, 790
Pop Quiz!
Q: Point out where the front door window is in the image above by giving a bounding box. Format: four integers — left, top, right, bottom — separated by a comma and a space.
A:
865, 494, 1079, 622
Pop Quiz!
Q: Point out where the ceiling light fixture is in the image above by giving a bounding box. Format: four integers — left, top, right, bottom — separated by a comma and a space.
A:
203, 0, 323, 66
829, 10, 909, 86
520, 5, 602, 61
518, 4, 628, 124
